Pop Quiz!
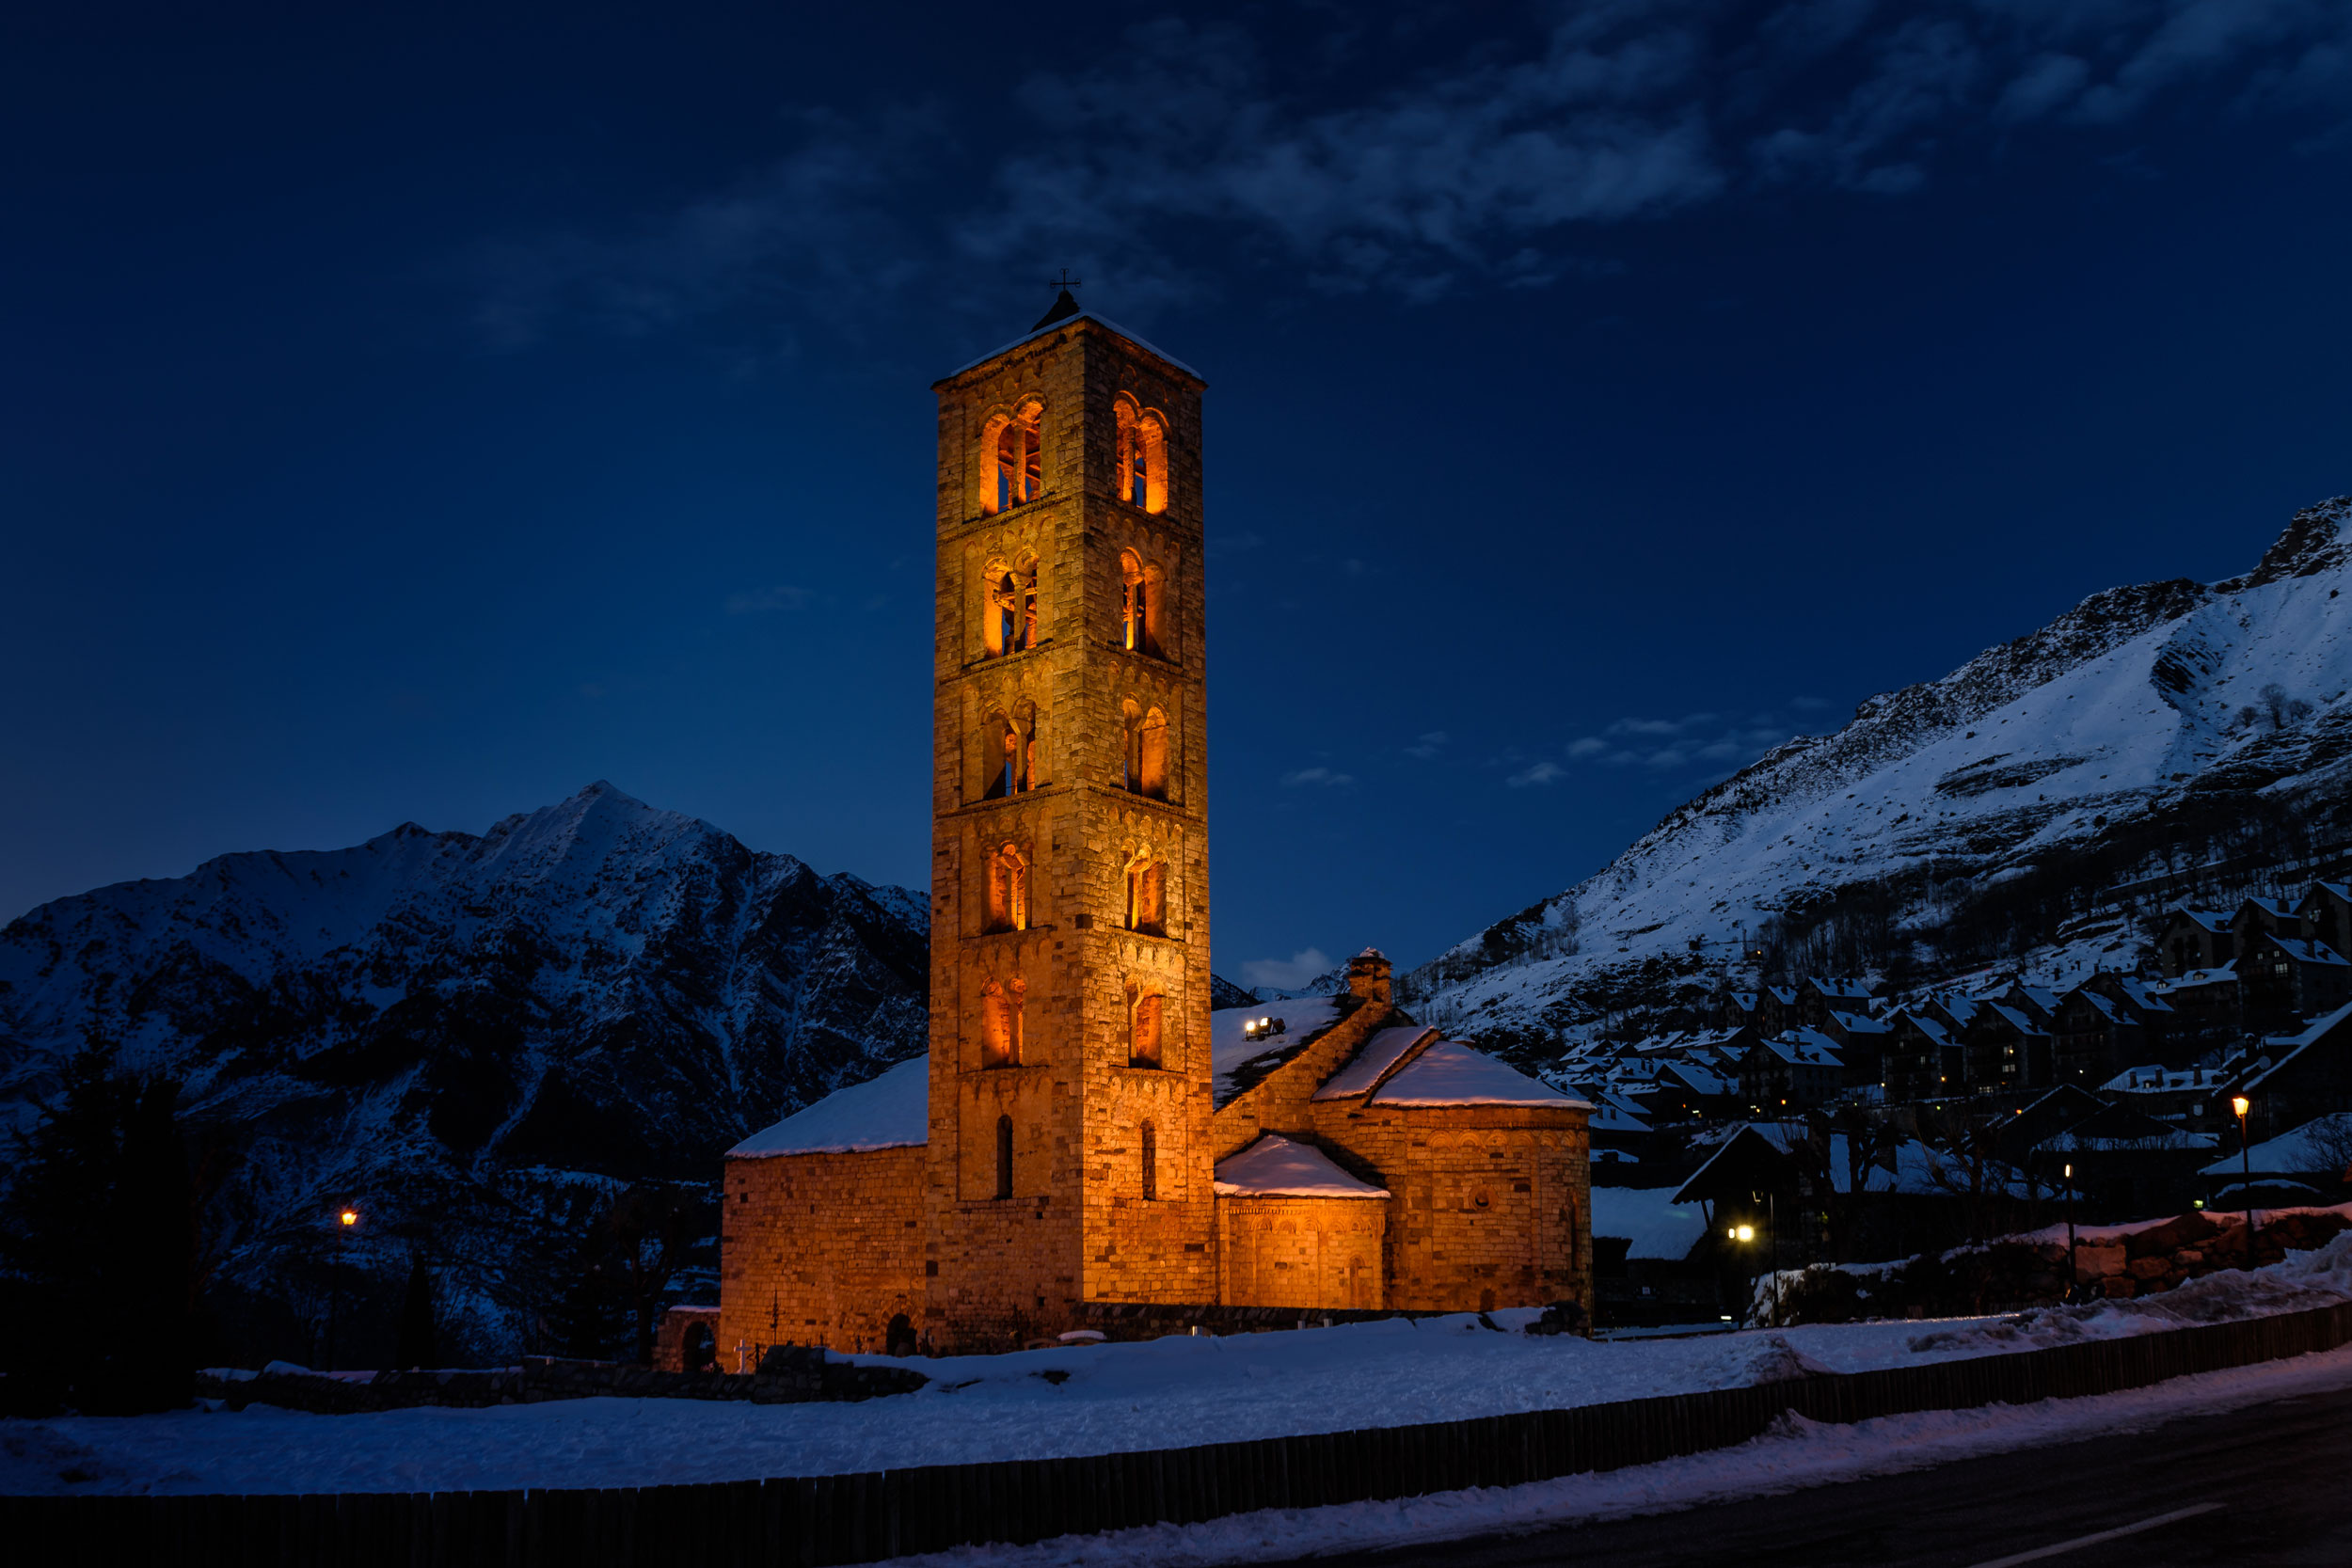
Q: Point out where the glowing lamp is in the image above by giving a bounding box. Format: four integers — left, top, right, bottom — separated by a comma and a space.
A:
1735, 1224, 1755, 1243
339, 1209, 359, 1227
2233, 1096, 2250, 1119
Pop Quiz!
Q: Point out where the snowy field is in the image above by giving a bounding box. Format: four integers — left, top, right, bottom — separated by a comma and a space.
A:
8, 1233, 2351, 1499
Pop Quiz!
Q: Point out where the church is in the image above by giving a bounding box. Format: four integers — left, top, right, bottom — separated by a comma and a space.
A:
716, 297, 1593, 1356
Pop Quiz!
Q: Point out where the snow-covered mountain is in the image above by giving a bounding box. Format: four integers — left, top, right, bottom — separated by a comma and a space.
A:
1406, 497, 2352, 1046
0, 782, 928, 1360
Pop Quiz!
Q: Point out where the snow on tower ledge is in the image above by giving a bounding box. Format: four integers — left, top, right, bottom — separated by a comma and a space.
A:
727, 1056, 930, 1158
1214, 1133, 1390, 1198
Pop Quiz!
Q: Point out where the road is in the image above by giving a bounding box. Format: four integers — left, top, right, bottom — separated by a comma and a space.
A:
1288, 1382, 2352, 1567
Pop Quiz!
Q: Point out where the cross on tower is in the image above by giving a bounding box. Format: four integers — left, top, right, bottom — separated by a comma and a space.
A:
1045, 269, 1083, 294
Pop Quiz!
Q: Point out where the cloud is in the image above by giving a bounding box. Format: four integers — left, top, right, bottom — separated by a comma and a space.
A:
1508, 761, 1566, 786
1280, 766, 1356, 787
725, 585, 815, 614
1406, 731, 1450, 759
1546, 707, 1803, 773
1566, 736, 1613, 758
467, 4, 2352, 333
1242, 947, 1334, 990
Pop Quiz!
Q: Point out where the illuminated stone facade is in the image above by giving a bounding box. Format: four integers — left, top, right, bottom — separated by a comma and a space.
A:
719, 307, 1590, 1356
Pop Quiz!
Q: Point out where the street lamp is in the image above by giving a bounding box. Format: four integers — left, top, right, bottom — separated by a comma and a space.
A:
2063, 1162, 2078, 1303
2233, 1096, 2257, 1268
327, 1205, 359, 1371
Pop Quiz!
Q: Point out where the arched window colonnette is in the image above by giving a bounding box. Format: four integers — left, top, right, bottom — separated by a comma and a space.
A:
994, 1114, 1014, 1200
980, 399, 1043, 515
1139, 1120, 1158, 1200
1124, 853, 1168, 937
980, 975, 1025, 1068
1113, 395, 1168, 515
985, 842, 1028, 933
1128, 988, 1164, 1068
982, 705, 1042, 800
983, 559, 1039, 658
1120, 702, 1168, 800
1119, 550, 1166, 658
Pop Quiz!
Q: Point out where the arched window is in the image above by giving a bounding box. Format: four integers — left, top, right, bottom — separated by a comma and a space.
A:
1114, 396, 1168, 515
982, 400, 1043, 515
980, 977, 1024, 1068
1130, 990, 1164, 1068
983, 559, 1039, 658
994, 1114, 1014, 1200
985, 843, 1028, 933
1140, 1120, 1158, 1200
981, 709, 1041, 800
1118, 551, 1167, 658
1125, 856, 1167, 937
1138, 708, 1169, 800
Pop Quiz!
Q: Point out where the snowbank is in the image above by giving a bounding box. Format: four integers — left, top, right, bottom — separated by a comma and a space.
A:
1590, 1187, 1708, 1262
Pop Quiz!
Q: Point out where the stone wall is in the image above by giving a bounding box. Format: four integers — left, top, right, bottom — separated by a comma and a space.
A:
1216, 1194, 1388, 1309
721, 1144, 926, 1361
1310, 1101, 1593, 1314
653, 1304, 721, 1373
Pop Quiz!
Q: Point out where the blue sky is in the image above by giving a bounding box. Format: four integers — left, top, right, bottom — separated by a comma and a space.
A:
4, 1, 2349, 985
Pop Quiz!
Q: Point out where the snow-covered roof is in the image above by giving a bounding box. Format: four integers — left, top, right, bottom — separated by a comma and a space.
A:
2103, 1062, 2226, 1093
2200, 1112, 2352, 1179
1370, 1041, 1591, 1108
2169, 905, 2233, 933
1589, 1186, 1706, 1261
1661, 1061, 1734, 1096
1210, 995, 1345, 1107
1311, 1024, 1437, 1101
1757, 1032, 1842, 1067
2107, 976, 2174, 1012
727, 1056, 929, 1158
1828, 1009, 1889, 1035
2263, 935, 2350, 967
2244, 1000, 2352, 1092
2162, 962, 2237, 989
1212, 1133, 1388, 1198
2042, 1126, 2217, 1153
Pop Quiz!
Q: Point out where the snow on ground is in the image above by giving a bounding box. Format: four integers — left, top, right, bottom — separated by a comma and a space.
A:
880, 1343, 2352, 1568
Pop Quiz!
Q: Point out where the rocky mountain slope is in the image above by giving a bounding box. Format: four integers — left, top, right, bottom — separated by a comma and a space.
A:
1405, 497, 2352, 1048
0, 782, 929, 1361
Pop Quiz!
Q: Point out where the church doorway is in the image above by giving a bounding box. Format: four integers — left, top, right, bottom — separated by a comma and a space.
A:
683, 1321, 717, 1373
885, 1313, 916, 1357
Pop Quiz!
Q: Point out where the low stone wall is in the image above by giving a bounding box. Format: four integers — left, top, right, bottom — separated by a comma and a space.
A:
195, 1350, 925, 1416
1759, 1207, 2352, 1324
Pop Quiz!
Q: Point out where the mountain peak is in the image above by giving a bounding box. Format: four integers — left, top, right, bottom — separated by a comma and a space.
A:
2222, 496, 2352, 591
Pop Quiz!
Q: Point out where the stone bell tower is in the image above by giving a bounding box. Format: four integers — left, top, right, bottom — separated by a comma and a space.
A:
921, 294, 1215, 1347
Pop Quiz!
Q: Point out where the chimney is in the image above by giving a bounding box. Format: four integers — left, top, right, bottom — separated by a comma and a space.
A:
1347, 947, 1392, 1005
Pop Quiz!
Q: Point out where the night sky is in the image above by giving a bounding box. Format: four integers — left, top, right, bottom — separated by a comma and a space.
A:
6, 3, 2349, 986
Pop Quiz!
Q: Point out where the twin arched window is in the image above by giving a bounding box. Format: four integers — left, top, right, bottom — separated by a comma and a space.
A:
1124, 855, 1168, 937
982, 400, 1043, 515
985, 842, 1028, 933
984, 560, 1039, 658
1121, 703, 1168, 800
983, 706, 1041, 800
1114, 396, 1167, 515
980, 976, 1025, 1069
1120, 550, 1164, 658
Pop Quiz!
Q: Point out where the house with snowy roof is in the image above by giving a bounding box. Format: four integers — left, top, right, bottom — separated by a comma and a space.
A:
1737, 1029, 1845, 1114
2295, 881, 2352, 964
2157, 905, 2236, 977
715, 304, 1592, 1359
2238, 1002, 2352, 1144
2238, 929, 2352, 1034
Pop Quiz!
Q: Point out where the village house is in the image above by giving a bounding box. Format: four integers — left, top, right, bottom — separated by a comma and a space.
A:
715, 302, 1592, 1356
2237, 928, 2352, 1035
1738, 1029, 1845, 1114
2157, 906, 2235, 977
2295, 881, 2352, 962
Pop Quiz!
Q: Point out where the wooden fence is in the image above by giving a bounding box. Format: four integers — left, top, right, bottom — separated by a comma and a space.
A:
13, 1301, 2352, 1567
